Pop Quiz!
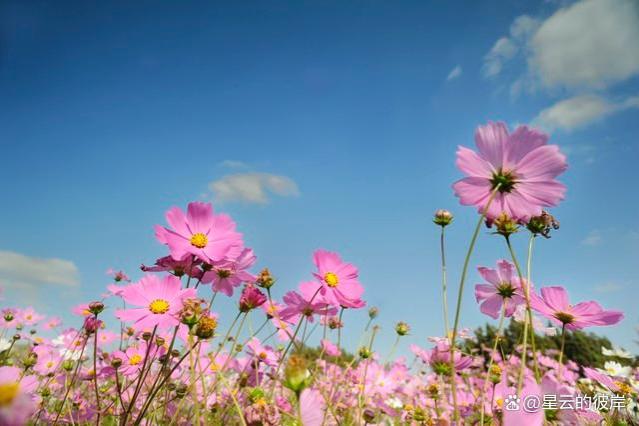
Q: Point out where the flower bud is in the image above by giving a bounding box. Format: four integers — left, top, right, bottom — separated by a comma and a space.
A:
284, 355, 311, 393
175, 382, 188, 398
62, 359, 75, 372
489, 364, 502, 384
363, 408, 376, 423
395, 321, 410, 336
526, 211, 559, 239
427, 383, 439, 399
195, 315, 218, 340
88, 301, 105, 315
111, 357, 122, 369
358, 347, 372, 359
154, 336, 165, 347
433, 209, 453, 227
142, 331, 152, 341
368, 307, 379, 319
488, 212, 519, 237
239, 285, 267, 312
4, 312, 14, 322
255, 268, 275, 289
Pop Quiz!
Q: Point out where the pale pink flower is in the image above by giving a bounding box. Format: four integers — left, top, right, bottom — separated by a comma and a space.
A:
115, 274, 196, 330
311, 249, 364, 309
200, 248, 256, 296
299, 388, 326, 426
0, 366, 38, 426
321, 339, 341, 357
453, 122, 567, 222
474, 260, 528, 319
280, 287, 336, 324
154, 201, 243, 264
530, 286, 624, 330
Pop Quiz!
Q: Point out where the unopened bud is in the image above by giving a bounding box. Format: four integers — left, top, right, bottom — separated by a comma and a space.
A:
195, 315, 218, 340
395, 321, 410, 336
88, 301, 104, 315
255, 268, 275, 289
111, 357, 122, 369
368, 307, 379, 319
142, 331, 152, 341
358, 347, 372, 359
488, 212, 519, 237
433, 209, 453, 227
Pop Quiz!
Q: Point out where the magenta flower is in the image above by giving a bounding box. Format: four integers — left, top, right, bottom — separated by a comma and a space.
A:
245, 337, 278, 367
200, 248, 256, 297
238, 284, 267, 312
280, 286, 336, 324
141, 255, 202, 278
155, 201, 243, 264
453, 122, 567, 221
0, 366, 38, 426
115, 274, 196, 330
311, 249, 364, 309
474, 260, 528, 319
530, 286, 624, 331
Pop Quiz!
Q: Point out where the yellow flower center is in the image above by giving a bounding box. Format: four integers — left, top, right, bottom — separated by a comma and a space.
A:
324, 272, 339, 287
190, 233, 208, 248
210, 363, 219, 372
149, 299, 170, 314
129, 354, 143, 366
46, 361, 54, 368
0, 382, 19, 407
259, 352, 267, 360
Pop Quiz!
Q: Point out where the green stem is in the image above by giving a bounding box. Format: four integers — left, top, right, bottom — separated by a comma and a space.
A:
558, 323, 566, 380
525, 234, 541, 381
505, 236, 540, 391
440, 226, 451, 337
449, 186, 500, 421
479, 304, 506, 425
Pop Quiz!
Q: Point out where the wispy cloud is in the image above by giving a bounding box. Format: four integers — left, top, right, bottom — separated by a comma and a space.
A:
594, 282, 624, 293
209, 172, 300, 204
581, 229, 602, 246
446, 65, 462, 81
534, 94, 639, 132
481, 15, 539, 78
0, 250, 80, 292
219, 160, 250, 169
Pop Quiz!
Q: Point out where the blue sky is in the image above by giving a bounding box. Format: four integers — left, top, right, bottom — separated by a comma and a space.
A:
1, 0, 638, 355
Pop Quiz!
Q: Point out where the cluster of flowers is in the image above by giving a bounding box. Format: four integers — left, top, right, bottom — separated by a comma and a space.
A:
0, 122, 634, 425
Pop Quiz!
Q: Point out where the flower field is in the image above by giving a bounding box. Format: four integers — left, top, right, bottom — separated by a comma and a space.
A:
0, 122, 636, 425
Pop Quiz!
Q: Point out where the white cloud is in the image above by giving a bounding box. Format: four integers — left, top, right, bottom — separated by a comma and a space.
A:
535, 94, 639, 131
209, 172, 299, 204
594, 282, 624, 293
481, 15, 540, 78
581, 229, 602, 246
219, 160, 249, 169
530, 0, 639, 89
482, 37, 518, 77
446, 65, 462, 81
0, 251, 80, 291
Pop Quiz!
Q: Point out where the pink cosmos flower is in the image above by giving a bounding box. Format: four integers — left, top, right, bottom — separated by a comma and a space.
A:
280, 286, 337, 324
245, 337, 278, 367
200, 248, 256, 296
530, 286, 624, 331
503, 377, 544, 426
141, 255, 203, 278
238, 284, 267, 312
115, 274, 196, 330
453, 122, 567, 222
155, 201, 243, 264
0, 366, 38, 426
474, 260, 528, 319
299, 388, 326, 426
33, 345, 61, 376
107, 268, 130, 282
18, 307, 44, 326
111, 343, 164, 377
43, 316, 62, 330
321, 339, 341, 357
311, 249, 364, 309
72, 303, 92, 317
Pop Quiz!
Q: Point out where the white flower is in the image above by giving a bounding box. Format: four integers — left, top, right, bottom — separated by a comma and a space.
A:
599, 361, 632, 378
0, 338, 11, 352
385, 397, 403, 409
602, 346, 633, 359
